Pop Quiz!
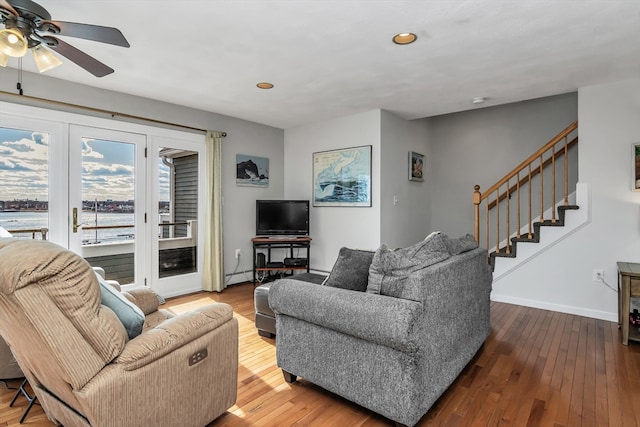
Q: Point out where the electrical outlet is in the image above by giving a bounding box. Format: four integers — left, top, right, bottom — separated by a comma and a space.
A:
592, 269, 604, 282
235, 249, 241, 259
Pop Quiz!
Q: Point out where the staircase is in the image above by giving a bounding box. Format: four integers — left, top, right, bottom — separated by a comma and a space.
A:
473, 121, 580, 273
489, 203, 579, 270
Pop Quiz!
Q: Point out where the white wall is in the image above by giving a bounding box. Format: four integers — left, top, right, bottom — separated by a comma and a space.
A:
380, 111, 431, 248
284, 110, 382, 272
0, 71, 284, 286
284, 109, 432, 272
492, 79, 640, 321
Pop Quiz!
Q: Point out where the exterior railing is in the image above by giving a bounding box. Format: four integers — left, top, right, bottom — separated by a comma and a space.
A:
2, 221, 194, 244
2, 227, 48, 240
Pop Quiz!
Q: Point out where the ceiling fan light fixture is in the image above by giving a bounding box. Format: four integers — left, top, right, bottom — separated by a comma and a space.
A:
32, 44, 62, 73
393, 32, 417, 45
0, 28, 28, 57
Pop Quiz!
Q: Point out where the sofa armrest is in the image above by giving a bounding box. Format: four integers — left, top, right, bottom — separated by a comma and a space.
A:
92, 267, 122, 291
121, 288, 161, 315
269, 279, 422, 352
115, 303, 233, 370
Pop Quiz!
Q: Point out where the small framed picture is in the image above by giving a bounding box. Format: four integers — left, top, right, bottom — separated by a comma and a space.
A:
236, 154, 269, 187
409, 151, 424, 182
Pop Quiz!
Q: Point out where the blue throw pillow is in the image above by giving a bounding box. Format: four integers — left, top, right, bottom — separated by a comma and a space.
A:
97, 274, 144, 339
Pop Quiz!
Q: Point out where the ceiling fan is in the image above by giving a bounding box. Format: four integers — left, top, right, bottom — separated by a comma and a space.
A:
0, 0, 129, 77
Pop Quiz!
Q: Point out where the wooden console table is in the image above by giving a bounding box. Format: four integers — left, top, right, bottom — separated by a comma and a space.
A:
617, 261, 640, 345
252, 237, 311, 285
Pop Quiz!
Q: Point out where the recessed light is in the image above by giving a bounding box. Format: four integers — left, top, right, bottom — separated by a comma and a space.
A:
472, 97, 486, 104
256, 82, 274, 89
393, 32, 417, 45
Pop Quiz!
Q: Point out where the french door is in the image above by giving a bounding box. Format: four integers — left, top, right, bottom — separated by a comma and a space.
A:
0, 104, 205, 296
69, 125, 147, 287
148, 136, 205, 297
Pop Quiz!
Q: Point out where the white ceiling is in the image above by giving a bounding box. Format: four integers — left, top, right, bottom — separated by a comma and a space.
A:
3, 0, 640, 129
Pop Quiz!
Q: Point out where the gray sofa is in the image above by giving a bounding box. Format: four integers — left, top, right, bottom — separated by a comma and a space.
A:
254, 273, 328, 338
269, 234, 492, 427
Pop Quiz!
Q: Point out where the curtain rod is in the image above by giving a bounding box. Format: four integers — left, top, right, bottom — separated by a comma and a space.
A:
0, 90, 227, 137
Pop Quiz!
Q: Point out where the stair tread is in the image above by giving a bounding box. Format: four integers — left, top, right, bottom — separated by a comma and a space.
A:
488, 204, 580, 271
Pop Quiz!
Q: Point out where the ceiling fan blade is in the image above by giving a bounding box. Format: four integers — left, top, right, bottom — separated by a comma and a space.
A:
0, 0, 19, 16
43, 21, 130, 48
48, 38, 114, 77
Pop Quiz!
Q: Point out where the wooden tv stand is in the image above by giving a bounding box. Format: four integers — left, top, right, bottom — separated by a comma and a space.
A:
252, 236, 312, 285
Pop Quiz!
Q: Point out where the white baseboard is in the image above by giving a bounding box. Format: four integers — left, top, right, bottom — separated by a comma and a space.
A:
490, 292, 617, 322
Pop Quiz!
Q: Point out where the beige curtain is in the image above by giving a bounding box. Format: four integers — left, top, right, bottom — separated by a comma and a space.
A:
203, 131, 225, 292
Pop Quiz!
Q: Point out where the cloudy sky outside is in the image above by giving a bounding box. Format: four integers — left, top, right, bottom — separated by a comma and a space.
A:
0, 128, 49, 201
82, 138, 135, 201
0, 126, 169, 202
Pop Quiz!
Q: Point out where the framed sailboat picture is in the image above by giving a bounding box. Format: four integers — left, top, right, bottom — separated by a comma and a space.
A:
312, 145, 372, 207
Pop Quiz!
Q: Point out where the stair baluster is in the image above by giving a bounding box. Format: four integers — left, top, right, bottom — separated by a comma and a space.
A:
473, 121, 579, 270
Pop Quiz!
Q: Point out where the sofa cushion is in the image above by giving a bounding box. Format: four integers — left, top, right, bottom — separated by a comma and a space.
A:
98, 274, 145, 339
366, 233, 451, 300
324, 247, 374, 292
445, 233, 478, 255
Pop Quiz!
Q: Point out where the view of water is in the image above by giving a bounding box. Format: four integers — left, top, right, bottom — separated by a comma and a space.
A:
0, 211, 135, 244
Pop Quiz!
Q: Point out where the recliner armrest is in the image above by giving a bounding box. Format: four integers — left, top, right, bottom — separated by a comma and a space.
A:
269, 279, 422, 353
92, 267, 122, 291
121, 288, 161, 315
115, 303, 234, 370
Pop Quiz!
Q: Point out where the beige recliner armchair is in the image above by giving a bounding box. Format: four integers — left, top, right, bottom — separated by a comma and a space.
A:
0, 227, 23, 381
0, 238, 238, 427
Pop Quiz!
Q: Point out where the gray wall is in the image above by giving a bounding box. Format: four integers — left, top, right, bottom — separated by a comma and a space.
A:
380, 110, 431, 248
428, 92, 578, 237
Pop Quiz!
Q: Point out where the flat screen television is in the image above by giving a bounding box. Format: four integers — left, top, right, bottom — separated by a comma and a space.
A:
256, 200, 310, 236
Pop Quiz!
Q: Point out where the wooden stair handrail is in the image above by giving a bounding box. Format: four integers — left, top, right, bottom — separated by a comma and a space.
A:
473, 120, 578, 246
478, 121, 577, 203
487, 136, 578, 210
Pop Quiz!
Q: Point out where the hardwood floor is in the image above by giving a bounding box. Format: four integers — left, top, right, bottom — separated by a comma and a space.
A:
2, 283, 639, 426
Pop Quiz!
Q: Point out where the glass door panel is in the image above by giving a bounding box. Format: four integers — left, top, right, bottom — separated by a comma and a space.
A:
150, 137, 204, 297
0, 114, 66, 245
0, 127, 50, 240
158, 148, 199, 278
69, 125, 146, 286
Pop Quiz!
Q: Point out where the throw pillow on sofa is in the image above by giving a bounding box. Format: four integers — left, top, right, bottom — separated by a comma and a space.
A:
366, 233, 451, 299
323, 247, 375, 292
445, 233, 478, 255
97, 274, 145, 339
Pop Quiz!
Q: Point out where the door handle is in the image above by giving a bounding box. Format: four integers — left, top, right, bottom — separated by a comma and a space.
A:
73, 207, 80, 233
